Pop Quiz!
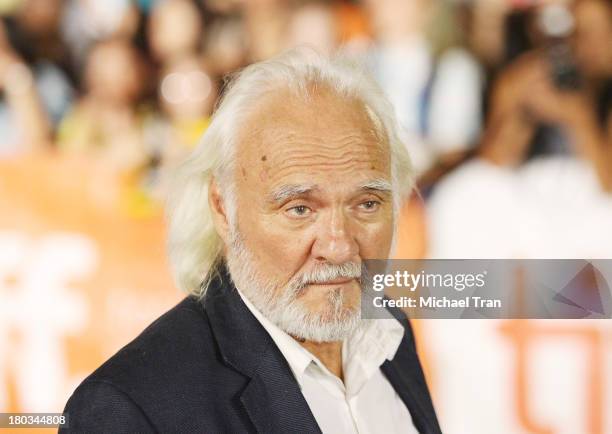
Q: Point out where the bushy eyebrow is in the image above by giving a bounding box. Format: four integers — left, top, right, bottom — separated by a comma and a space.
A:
359, 178, 393, 195
268, 183, 318, 204
267, 179, 392, 205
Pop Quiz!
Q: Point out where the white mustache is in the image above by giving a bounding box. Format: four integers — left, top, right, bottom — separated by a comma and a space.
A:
294, 262, 362, 289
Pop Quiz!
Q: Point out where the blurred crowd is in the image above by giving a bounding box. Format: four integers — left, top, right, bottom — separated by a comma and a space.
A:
0, 0, 611, 216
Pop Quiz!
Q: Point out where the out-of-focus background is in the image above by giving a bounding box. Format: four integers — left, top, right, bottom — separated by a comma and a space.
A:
0, 0, 611, 432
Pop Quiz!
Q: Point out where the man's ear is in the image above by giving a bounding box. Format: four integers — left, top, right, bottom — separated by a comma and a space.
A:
209, 177, 231, 244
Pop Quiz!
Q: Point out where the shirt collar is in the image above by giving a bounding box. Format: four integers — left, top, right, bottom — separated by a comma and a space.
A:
341, 317, 404, 396
237, 289, 405, 390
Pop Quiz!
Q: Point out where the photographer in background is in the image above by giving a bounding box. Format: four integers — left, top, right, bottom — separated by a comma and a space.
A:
481, 0, 612, 192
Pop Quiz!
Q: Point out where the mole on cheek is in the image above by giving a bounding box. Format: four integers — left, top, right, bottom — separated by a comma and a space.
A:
261, 155, 267, 162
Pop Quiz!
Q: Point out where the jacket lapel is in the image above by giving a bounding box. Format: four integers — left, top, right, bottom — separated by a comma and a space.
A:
380, 341, 443, 434
204, 266, 321, 434
240, 349, 322, 434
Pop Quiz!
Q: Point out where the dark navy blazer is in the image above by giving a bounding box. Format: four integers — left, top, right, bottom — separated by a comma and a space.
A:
61, 267, 442, 433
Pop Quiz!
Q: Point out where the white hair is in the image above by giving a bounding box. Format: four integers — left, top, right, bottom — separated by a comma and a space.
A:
166, 48, 414, 298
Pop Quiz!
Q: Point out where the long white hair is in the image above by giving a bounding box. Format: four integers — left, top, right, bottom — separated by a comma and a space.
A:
166, 48, 414, 298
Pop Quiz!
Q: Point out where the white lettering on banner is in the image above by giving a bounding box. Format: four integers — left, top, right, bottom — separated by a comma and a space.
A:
0, 232, 95, 411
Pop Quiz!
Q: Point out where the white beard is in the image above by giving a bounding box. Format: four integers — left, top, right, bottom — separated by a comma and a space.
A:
225, 228, 362, 342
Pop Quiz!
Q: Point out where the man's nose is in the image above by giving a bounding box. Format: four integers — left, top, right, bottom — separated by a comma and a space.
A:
311, 209, 359, 265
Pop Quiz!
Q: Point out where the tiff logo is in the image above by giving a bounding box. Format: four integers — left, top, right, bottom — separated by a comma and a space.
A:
0, 231, 96, 412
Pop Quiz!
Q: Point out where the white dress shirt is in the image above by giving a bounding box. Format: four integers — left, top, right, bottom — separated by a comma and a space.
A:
238, 290, 419, 434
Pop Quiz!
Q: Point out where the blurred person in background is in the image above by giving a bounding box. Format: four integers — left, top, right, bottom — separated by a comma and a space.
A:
0, 19, 50, 156
61, 0, 141, 69
2, 0, 75, 129
423, 0, 483, 162
203, 14, 248, 77
147, 0, 204, 67
481, 0, 612, 192
242, 0, 290, 62
205, 0, 242, 15
285, 0, 338, 56
364, 0, 483, 175
466, 0, 510, 75
143, 54, 218, 201
200, 0, 247, 77
155, 55, 217, 158
461, 0, 514, 119
57, 38, 147, 174
426, 0, 612, 259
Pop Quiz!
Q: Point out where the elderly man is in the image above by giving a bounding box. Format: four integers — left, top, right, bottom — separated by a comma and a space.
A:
62, 50, 442, 434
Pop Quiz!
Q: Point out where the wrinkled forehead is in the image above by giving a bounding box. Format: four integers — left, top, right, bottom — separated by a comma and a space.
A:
234, 86, 391, 189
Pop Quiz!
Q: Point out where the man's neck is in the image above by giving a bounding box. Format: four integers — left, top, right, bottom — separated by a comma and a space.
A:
296, 338, 344, 380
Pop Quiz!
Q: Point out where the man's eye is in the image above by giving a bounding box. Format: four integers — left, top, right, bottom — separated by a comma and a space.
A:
359, 200, 381, 212
286, 205, 312, 217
